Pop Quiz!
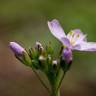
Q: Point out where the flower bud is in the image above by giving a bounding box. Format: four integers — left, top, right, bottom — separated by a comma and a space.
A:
52, 60, 58, 68
52, 60, 58, 65
38, 55, 46, 70
35, 42, 44, 53
61, 48, 72, 64
39, 55, 46, 61
9, 42, 32, 66
9, 42, 26, 55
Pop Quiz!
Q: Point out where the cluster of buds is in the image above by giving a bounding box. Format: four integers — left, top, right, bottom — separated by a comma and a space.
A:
9, 41, 71, 71
9, 41, 72, 95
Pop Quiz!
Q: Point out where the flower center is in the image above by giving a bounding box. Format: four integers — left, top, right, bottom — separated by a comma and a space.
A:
69, 32, 80, 45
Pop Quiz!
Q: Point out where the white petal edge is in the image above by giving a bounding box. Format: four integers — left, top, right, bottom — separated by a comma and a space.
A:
48, 19, 66, 44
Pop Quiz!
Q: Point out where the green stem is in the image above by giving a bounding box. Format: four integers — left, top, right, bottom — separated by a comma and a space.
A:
55, 70, 66, 96
50, 87, 60, 96
56, 72, 65, 93
33, 70, 50, 93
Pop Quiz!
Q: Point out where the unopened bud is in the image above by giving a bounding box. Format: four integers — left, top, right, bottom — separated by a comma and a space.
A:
35, 42, 44, 53
9, 42, 32, 66
61, 48, 72, 64
52, 60, 58, 71
52, 60, 58, 65
9, 42, 26, 56
39, 55, 46, 61
38, 55, 46, 70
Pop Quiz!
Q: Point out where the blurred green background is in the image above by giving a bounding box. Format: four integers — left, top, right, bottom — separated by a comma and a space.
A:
0, 0, 96, 96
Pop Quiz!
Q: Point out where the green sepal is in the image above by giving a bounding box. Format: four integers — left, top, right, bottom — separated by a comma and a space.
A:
15, 51, 32, 67
46, 43, 54, 55
60, 58, 72, 72
31, 60, 40, 69
28, 48, 39, 60
22, 52, 32, 66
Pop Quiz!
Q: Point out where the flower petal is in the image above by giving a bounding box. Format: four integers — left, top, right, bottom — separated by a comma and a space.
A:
73, 42, 96, 51
48, 19, 66, 43
61, 38, 71, 48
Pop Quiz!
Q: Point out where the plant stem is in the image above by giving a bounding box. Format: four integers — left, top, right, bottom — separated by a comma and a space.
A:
56, 72, 65, 93
33, 70, 50, 93
50, 87, 60, 96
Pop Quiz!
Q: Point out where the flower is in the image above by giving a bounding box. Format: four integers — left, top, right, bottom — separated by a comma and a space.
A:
9, 42, 26, 55
48, 19, 96, 63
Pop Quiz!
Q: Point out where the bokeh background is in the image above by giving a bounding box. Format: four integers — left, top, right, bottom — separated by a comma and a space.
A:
0, 0, 96, 96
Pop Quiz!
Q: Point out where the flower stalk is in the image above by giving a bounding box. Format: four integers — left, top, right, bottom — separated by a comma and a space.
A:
33, 69, 50, 93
